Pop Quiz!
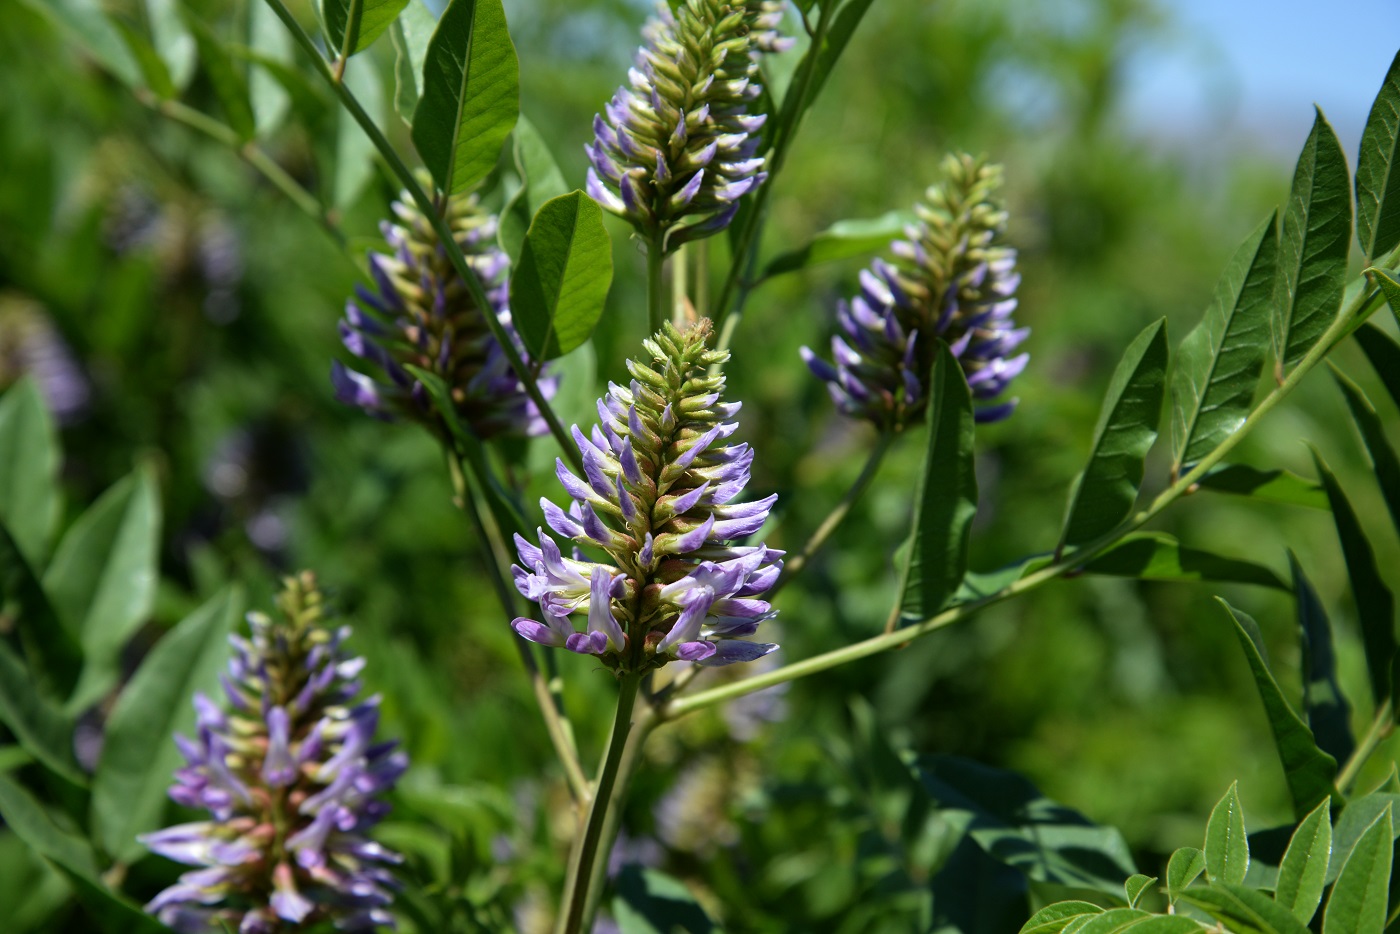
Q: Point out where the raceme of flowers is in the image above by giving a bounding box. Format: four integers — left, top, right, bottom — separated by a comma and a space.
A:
332, 186, 556, 439
511, 320, 781, 673
140, 573, 407, 933
802, 153, 1029, 430
585, 0, 791, 251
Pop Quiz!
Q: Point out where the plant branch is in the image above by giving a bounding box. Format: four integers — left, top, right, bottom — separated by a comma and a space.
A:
648, 241, 667, 332
1338, 699, 1394, 794
580, 708, 657, 927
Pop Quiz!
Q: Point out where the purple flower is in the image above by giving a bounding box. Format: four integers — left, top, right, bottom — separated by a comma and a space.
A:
334, 187, 556, 439
140, 572, 407, 933
511, 321, 780, 673
0, 295, 90, 424
585, 1, 788, 251
802, 154, 1029, 429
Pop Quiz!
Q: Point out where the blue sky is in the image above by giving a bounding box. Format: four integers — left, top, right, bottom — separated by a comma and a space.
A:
1124, 0, 1400, 162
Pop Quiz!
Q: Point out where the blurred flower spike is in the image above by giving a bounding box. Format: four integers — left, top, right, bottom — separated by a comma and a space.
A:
585, 0, 791, 251
140, 572, 407, 933
332, 186, 556, 439
512, 320, 781, 673
802, 153, 1029, 429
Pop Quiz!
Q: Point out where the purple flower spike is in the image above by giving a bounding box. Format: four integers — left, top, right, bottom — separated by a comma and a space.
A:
511, 321, 780, 674
140, 572, 406, 933
585, 1, 790, 251
803, 154, 1028, 429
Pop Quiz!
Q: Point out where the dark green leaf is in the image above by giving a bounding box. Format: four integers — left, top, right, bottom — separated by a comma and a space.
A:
1356, 51, 1400, 260
612, 865, 716, 933
1370, 268, 1400, 329
1353, 321, 1400, 412
1179, 883, 1310, 934
1165, 847, 1205, 903
56, 868, 174, 934
930, 834, 1031, 933
1124, 874, 1156, 908
1272, 109, 1351, 374
1077, 532, 1288, 590
1322, 805, 1392, 934
144, 0, 194, 91
1204, 782, 1249, 885
1020, 902, 1104, 934
0, 641, 83, 784
0, 523, 81, 699
390, 0, 437, 122
1292, 554, 1355, 764
761, 210, 914, 279
1275, 797, 1332, 924
499, 115, 570, 261
324, 0, 410, 57
510, 190, 613, 360
1310, 448, 1396, 708
0, 378, 60, 568
92, 588, 241, 864
898, 342, 978, 623
17, 0, 140, 86
1171, 213, 1276, 472
0, 773, 97, 879
1059, 320, 1169, 548
334, 59, 382, 209
1218, 599, 1338, 817
181, 11, 257, 142
411, 0, 519, 196
1197, 464, 1328, 509
1332, 366, 1400, 535
249, 1, 294, 136
955, 555, 1050, 603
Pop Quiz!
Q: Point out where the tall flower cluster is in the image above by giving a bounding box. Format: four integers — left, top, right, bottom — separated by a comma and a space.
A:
802, 153, 1029, 429
140, 572, 407, 933
585, 1, 790, 251
512, 320, 780, 672
332, 187, 555, 439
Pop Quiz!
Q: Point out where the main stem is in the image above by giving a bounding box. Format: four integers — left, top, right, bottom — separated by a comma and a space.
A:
648, 242, 667, 332
580, 711, 657, 927
557, 672, 642, 934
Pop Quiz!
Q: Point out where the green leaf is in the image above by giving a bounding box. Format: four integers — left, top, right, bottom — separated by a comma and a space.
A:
249, 0, 294, 136
1020, 902, 1104, 934
0, 773, 97, 879
1272, 109, 1351, 375
181, 10, 257, 142
411, 0, 519, 196
1059, 320, 1169, 548
955, 554, 1050, 603
0, 641, 83, 784
1310, 448, 1396, 709
1113, 918, 1204, 933
1165, 847, 1205, 902
0, 379, 60, 568
1353, 321, 1400, 413
1275, 797, 1332, 924
1077, 532, 1288, 590
1179, 883, 1311, 934
1292, 554, 1355, 765
510, 190, 613, 360
17, 0, 140, 87
1370, 268, 1400, 329
1124, 874, 1156, 909
390, 0, 437, 123
324, 0, 410, 57
1075, 909, 1151, 933
92, 588, 241, 864
144, 0, 195, 91
55, 868, 174, 934
43, 467, 161, 712
1171, 212, 1277, 472
1197, 464, 1328, 510
760, 210, 915, 279
111, 19, 175, 100
1328, 794, 1400, 884
0, 523, 81, 699
1322, 805, 1392, 934
898, 342, 978, 623
1332, 366, 1400, 537
612, 865, 717, 933
334, 59, 383, 209
1356, 51, 1400, 260
1218, 599, 1338, 818
499, 115, 570, 261
1204, 782, 1249, 885
805, 0, 875, 105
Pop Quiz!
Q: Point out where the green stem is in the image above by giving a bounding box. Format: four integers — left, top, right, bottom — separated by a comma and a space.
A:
580, 710, 657, 927
694, 239, 710, 318
672, 244, 689, 326
648, 241, 667, 332
259, 0, 581, 473
557, 673, 642, 934
773, 432, 894, 595
666, 280, 1389, 719
1338, 700, 1394, 794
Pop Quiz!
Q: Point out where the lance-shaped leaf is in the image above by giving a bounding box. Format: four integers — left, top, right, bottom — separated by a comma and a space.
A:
16, 0, 140, 87
1292, 553, 1355, 764
1077, 531, 1288, 590
0, 378, 60, 568
1059, 319, 1168, 549
1371, 267, 1400, 329
0, 773, 98, 880
181, 10, 256, 142
411, 0, 519, 196
499, 115, 570, 261
111, 20, 175, 100
324, 0, 411, 58
92, 588, 242, 864
898, 342, 977, 623
1332, 366, 1400, 534
806, 0, 875, 106
0, 523, 81, 699
1197, 464, 1328, 509
390, 0, 437, 122
249, 1, 293, 136
1218, 599, 1338, 818
1272, 109, 1351, 375
334, 59, 383, 210
1310, 448, 1396, 709
1204, 782, 1248, 885
1180, 883, 1311, 934
1171, 213, 1276, 473
144, 0, 195, 92
1275, 798, 1332, 924
43, 466, 160, 712
0, 640, 83, 785
1353, 320, 1400, 411
511, 191, 613, 360
761, 210, 915, 279
1322, 806, 1392, 934
1327, 794, 1400, 883
1356, 51, 1400, 260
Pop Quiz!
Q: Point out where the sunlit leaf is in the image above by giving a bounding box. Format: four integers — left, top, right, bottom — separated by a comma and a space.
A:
499, 115, 570, 261
1275, 797, 1331, 923
1204, 782, 1248, 885
249, 0, 293, 136
1356, 50, 1400, 260
334, 58, 382, 210
144, 0, 195, 91
17, 0, 140, 87
1123, 874, 1156, 908
761, 210, 914, 279
1321, 805, 1391, 934
390, 0, 437, 122
0, 378, 60, 568
1019, 901, 1103, 934
510, 191, 613, 360
323, 0, 410, 57
1180, 883, 1310, 934
1165, 847, 1205, 903
1197, 464, 1328, 510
